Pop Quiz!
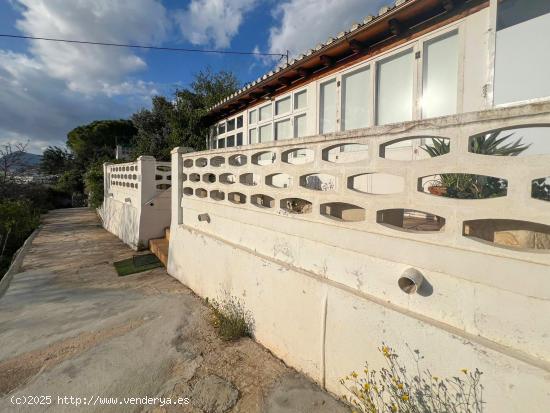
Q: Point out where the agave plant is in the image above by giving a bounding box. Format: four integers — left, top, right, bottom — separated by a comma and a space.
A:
421, 131, 529, 199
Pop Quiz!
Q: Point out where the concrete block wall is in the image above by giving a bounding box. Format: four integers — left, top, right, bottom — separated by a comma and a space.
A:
168, 102, 550, 412
101, 156, 172, 249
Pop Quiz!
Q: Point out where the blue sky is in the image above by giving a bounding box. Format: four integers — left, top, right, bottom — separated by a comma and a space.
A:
0, 0, 386, 154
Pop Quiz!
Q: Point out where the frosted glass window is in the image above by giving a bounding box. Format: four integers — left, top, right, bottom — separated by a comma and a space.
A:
422, 31, 459, 118
494, 1, 550, 104
259, 124, 273, 142
319, 79, 337, 133
275, 119, 291, 140
294, 90, 307, 110
249, 110, 257, 124
259, 104, 272, 121
342, 66, 370, 130
376, 49, 414, 125
249, 128, 258, 144
294, 114, 307, 137
275, 97, 291, 115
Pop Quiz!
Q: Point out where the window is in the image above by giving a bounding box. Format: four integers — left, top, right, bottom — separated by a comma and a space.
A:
236, 132, 243, 146
259, 104, 272, 121
294, 90, 307, 110
249, 110, 257, 124
376, 49, 414, 125
226, 135, 235, 147
218, 123, 225, 134
342, 66, 371, 130
259, 124, 273, 142
294, 114, 307, 138
218, 138, 226, 148
422, 30, 459, 118
275, 119, 291, 140
249, 128, 258, 144
275, 96, 291, 115
494, 0, 550, 104
237, 115, 243, 128
227, 119, 235, 132
319, 79, 337, 133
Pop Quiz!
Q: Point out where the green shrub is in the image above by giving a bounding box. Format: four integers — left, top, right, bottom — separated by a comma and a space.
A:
209, 295, 253, 341
84, 162, 104, 208
341, 344, 484, 413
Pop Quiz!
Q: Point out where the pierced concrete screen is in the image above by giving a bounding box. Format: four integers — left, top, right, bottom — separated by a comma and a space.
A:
463, 219, 550, 250
377, 209, 445, 232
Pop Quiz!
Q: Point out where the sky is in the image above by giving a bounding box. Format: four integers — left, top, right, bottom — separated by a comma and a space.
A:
0, 0, 387, 154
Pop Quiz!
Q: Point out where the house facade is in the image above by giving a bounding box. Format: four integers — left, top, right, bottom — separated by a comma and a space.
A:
206, 0, 550, 155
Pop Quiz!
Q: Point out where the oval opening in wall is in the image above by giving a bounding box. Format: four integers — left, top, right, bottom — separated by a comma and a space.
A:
266, 173, 292, 188
229, 154, 247, 166
202, 173, 216, 184
532, 177, 550, 202
157, 165, 171, 171
377, 209, 445, 232
322, 143, 368, 163
300, 173, 336, 191
320, 203, 365, 222
219, 173, 236, 184
418, 174, 508, 199
252, 151, 276, 165
210, 190, 225, 201
239, 173, 259, 186
282, 148, 314, 165
469, 126, 550, 156
463, 219, 550, 250
228, 192, 246, 204
195, 188, 207, 198
210, 156, 225, 167
380, 136, 450, 161
195, 158, 208, 167
189, 173, 200, 182
280, 198, 312, 214
156, 184, 171, 190
251, 194, 274, 208
183, 159, 193, 168
183, 187, 193, 196
348, 173, 404, 194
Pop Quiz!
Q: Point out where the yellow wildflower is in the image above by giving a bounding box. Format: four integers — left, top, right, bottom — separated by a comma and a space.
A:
351, 371, 358, 378
401, 394, 409, 402
363, 383, 370, 391
461, 368, 468, 374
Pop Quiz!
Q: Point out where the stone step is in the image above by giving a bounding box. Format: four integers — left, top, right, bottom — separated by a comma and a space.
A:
165, 227, 170, 241
149, 238, 169, 267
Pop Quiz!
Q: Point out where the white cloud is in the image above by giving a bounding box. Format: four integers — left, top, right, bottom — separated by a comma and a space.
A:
267, 0, 387, 58
0, 1, 170, 153
14, 0, 170, 95
175, 0, 258, 49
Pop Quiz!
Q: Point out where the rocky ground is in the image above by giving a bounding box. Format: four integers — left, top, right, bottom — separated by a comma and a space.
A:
0, 208, 350, 413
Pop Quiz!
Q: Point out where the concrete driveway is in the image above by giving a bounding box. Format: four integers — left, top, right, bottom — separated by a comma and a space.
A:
0, 208, 350, 413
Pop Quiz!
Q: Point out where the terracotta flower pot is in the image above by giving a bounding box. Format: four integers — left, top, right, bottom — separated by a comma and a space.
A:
428, 185, 447, 196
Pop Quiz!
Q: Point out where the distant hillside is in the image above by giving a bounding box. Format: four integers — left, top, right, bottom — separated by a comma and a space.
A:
1, 152, 42, 173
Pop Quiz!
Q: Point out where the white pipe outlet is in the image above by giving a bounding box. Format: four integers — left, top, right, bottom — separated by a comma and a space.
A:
398, 268, 424, 294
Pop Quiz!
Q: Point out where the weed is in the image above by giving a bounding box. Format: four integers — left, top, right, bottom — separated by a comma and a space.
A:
209, 294, 253, 341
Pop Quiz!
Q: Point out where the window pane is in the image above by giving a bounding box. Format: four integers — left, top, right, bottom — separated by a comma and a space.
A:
294, 90, 307, 110
275, 119, 291, 140
259, 124, 273, 142
218, 123, 225, 134
237, 115, 243, 128
218, 138, 225, 148
249, 110, 257, 124
227, 119, 235, 132
422, 31, 459, 118
319, 79, 337, 133
249, 128, 258, 144
342, 66, 370, 130
226, 135, 235, 147
494, 1, 550, 104
236, 132, 243, 146
259, 104, 272, 121
376, 49, 413, 125
294, 114, 307, 137
275, 96, 291, 115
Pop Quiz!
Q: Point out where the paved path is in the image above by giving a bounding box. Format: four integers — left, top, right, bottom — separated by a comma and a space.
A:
0, 208, 350, 413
